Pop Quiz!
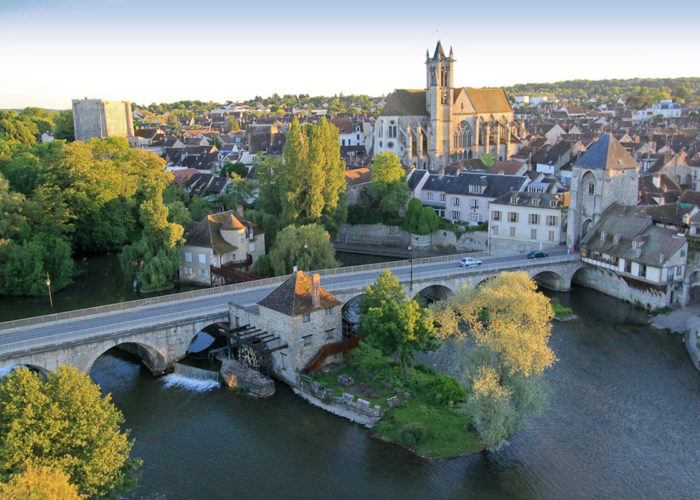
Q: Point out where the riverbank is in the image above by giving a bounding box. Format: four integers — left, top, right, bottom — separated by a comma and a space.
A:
650, 303, 700, 371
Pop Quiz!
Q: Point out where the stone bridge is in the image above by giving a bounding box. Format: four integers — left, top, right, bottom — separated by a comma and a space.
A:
0, 252, 581, 376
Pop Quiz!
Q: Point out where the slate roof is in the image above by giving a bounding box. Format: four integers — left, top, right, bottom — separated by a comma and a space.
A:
581, 203, 687, 267
421, 172, 527, 198
407, 169, 428, 190
380, 89, 427, 116
491, 190, 569, 209
258, 271, 341, 316
574, 134, 638, 170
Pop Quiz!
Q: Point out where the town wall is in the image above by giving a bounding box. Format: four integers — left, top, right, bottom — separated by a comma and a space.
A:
572, 266, 673, 310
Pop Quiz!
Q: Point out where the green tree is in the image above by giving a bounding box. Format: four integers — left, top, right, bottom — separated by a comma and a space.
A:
0, 111, 37, 146
220, 161, 248, 178
402, 198, 438, 235
0, 365, 140, 497
359, 269, 405, 317
166, 113, 181, 134
479, 153, 497, 168
0, 464, 82, 500
53, 110, 75, 141
432, 271, 556, 449
362, 293, 438, 375
267, 223, 339, 276
120, 185, 184, 291
227, 119, 241, 132
370, 152, 405, 183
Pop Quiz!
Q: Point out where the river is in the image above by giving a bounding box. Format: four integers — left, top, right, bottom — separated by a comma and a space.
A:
89, 287, 700, 500
3, 255, 700, 498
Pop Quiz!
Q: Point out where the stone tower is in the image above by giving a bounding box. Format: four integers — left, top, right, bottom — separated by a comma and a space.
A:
566, 134, 639, 248
72, 98, 134, 142
425, 42, 454, 169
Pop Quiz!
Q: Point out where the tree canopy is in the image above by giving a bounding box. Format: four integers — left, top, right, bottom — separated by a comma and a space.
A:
0, 464, 82, 500
370, 152, 405, 183
402, 198, 439, 235
264, 223, 339, 276
431, 272, 556, 449
0, 365, 140, 497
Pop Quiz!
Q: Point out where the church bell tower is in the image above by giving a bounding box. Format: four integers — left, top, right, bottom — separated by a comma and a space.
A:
426, 41, 454, 169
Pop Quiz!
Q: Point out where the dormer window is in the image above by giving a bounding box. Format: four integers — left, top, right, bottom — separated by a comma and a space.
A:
550, 199, 558, 208
600, 230, 608, 242
510, 196, 519, 204
613, 233, 621, 245
468, 184, 485, 195
532, 198, 540, 207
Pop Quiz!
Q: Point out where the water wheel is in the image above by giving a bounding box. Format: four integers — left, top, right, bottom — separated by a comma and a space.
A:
237, 345, 261, 371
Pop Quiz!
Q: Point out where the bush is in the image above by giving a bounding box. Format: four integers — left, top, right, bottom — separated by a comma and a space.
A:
399, 422, 427, 446
427, 373, 466, 405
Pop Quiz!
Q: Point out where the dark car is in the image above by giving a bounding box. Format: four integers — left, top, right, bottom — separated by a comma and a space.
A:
527, 250, 548, 259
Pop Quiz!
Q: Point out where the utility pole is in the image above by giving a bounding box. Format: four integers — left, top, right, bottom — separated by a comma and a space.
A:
408, 245, 413, 290
45, 272, 53, 311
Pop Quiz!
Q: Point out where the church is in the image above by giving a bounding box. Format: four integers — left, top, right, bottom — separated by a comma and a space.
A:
373, 42, 524, 171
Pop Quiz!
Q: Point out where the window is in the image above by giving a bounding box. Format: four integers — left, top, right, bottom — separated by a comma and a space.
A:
667, 268, 675, 281
452, 198, 460, 207
302, 334, 313, 346
356, 134, 360, 140
388, 125, 397, 138
341, 139, 346, 146
198, 253, 207, 264
325, 307, 334, 316
450, 210, 460, 221
509, 226, 516, 237
550, 199, 558, 208
470, 199, 480, 209
427, 192, 434, 201
508, 212, 518, 223
469, 213, 480, 223
510, 196, 519, 204
676, 265, 684, 276
529, 214, 540, 225
197, 268, 208, 277
638, 264, 647, 278
624, 260, 632, 273
548, 230, 555, 242
546, 215, 558, 226
492, 225, 499, 235
492, 210, 501, 221
530, 229, 537, 240
184, 252, 193, 262
303, 314, 311, 323
532, 198, 540, 207
387, 141, 394, 148
588, 183, 595, 195
325, 328, 335, 340
440, 193, 446, 202
186, 267, 193, 275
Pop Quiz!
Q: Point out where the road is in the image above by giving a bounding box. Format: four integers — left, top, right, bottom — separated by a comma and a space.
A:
0, 248, 574, 358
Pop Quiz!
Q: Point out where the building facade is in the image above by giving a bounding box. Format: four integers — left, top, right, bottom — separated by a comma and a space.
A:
72, 98, 134, 142
373, 42, 524, 171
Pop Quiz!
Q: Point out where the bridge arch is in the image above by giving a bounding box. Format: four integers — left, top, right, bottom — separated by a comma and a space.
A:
414, 284, 454, 305
87, 341, 168, 377
530, 270, 564, 291
0, 363, 50, 379
342, 294, 365, 325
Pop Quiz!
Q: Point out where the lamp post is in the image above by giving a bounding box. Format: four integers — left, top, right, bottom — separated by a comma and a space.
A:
45, 272, 53, 311
407, 245, 413, 290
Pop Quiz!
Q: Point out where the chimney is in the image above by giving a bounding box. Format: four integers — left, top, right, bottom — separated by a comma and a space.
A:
311, 273, 321, 309
236, 205, 244, 218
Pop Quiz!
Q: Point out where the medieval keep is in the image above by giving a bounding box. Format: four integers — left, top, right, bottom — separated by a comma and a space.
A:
373, 42, 524, 170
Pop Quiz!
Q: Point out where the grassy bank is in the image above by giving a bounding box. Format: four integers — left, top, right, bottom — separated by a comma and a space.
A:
310, 343, 482, 459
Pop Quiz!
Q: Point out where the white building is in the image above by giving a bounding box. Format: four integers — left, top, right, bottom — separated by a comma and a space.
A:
489, 191, 569, 252
636, 100, 682, 122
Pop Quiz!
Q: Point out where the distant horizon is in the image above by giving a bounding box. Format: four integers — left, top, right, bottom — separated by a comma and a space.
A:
1, 0, 698, 109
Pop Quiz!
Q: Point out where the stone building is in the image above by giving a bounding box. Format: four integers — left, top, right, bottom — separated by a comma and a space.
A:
373, 42, 524, 170
71, 98, 134, 142
179, 209, 265, 286
566, 134, 640, 248
229, 271, 343, 385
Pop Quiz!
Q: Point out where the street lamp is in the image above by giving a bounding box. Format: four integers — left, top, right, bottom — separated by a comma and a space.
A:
407, 245, 413, 290
45, 272, 53, 311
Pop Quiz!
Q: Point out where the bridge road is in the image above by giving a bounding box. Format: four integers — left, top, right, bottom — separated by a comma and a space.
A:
0, 249, 573, 357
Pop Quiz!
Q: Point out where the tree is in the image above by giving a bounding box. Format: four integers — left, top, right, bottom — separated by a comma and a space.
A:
361, 283, 438, 375
353, 179, 409, 223
0, 365, 140, 497
166, 113, 181, 134
0, 111, 37, 146
402, 198, 438, 235
432, 271, 556, 449
227, 119, 241, 132
359, 269, 405, 317
120, 185, 184, 291
370, 152, 405, 183
221, 161, 248, 179
53, 110, 75, 141
267, 223, 339, 276
480, 153, 497, 168
0, 464, 82, 500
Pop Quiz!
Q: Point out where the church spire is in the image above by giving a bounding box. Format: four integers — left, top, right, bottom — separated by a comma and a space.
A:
433, 41, 445, 59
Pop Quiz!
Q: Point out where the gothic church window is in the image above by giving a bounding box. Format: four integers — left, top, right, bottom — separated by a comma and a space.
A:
454, 121, 472, 149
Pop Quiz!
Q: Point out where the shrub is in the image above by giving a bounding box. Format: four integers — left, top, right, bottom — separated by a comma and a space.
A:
399, 422, 427, 446
427, 373, 466, 405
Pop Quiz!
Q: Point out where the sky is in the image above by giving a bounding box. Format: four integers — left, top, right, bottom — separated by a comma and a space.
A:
1, 0, 699, 109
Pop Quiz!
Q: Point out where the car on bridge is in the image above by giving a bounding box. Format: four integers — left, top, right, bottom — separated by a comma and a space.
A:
459, 257, 483, 267
527, 251, 549, 259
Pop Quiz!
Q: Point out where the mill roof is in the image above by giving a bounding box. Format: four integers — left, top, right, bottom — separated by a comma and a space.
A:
258, 271, 341, 316
574, 134, 638, 170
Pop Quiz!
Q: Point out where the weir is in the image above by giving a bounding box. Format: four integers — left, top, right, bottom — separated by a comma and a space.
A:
173, 363, 220, 383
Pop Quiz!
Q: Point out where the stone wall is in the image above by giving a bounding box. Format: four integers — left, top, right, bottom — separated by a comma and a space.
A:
572, 266, 673, 310
336, 223, 488, 253
299, 378, 382, 421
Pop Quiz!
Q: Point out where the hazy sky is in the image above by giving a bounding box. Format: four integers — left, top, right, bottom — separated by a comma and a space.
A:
1, 0, 699, 109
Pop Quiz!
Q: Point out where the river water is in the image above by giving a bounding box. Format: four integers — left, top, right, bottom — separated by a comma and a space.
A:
2, 254, 699, 498
89, 287, 700, 500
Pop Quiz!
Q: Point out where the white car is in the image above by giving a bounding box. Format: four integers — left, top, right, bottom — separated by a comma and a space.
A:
459, 257, 482, 267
